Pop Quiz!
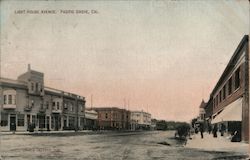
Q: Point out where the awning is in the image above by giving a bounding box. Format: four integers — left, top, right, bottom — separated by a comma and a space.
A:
211, 98, 242, 124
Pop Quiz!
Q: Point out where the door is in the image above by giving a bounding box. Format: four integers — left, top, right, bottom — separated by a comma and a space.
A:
27, 114, 30, 131
10, 116, 16, 131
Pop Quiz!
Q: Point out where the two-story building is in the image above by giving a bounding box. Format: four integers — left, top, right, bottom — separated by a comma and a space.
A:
203, 35, 249, 142
93, 107, 131, 130
130, 110, 151, 130
0, 65, 86, 132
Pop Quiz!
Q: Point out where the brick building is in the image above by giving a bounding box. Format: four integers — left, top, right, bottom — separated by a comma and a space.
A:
0, 65, 86, 132
204, 35, 249, 142
93, 107, 131, 130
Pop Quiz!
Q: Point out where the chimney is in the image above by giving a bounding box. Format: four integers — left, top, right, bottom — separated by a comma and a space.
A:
28, 64, 31, 71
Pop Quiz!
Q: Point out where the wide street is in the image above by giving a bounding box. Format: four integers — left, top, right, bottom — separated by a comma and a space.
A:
0, 131, 247, 160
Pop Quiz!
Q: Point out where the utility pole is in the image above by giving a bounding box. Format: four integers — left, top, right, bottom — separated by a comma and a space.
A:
91, 94, 93, 109
248, 2, 250, 154
248, 6, 250, 154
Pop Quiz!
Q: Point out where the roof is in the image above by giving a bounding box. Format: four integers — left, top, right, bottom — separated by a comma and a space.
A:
211, 35, 248, 96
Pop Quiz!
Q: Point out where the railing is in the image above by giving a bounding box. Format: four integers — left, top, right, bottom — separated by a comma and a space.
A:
3, 104, 16, 109
24, 106, 32, 111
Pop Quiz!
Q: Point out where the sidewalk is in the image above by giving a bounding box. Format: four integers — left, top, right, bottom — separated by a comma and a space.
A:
0, 130, 96, 135
185, 132, 248, 154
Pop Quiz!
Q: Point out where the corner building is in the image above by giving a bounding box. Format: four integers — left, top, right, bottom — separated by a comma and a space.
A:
0, 65, 85, 132
207, 35, 249, 142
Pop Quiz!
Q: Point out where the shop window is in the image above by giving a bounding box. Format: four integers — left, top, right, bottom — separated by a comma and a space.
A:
32, 115, 37, 126
0, 113, 8, 126
235, 67, 240, 89
17, 114, 24, 126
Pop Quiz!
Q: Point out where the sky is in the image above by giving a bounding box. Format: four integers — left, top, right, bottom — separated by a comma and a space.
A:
0, 0, 249, 122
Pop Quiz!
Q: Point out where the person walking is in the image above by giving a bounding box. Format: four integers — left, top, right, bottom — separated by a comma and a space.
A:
199, 123, 204, 139
208, 124, 212, 134
213, 124, 218, 138
220, 123, 226, 136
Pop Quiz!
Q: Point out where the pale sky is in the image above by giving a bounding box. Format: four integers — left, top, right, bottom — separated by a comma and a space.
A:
0, 0, 249, 122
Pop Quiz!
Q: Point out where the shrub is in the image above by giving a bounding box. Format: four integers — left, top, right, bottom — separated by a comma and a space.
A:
176, 123, 190, 139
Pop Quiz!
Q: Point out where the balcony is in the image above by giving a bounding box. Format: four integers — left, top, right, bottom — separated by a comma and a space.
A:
3, 104, 16, 109
52, 109, 62, 114
39, 107, 46, 113
24, 106, 32, 111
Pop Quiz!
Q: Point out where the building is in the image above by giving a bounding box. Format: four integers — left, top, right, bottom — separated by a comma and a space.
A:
93, 107, 131, 130
84, 108, 98, 130
198, 100, 206, 122
130, 110, 151, 130
204, 35, 249, 142
0, 65, 86, 132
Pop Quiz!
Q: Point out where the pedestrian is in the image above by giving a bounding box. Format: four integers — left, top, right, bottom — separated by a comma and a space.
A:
199, 123, 204, 139
213, 124, 218, 138
208, 125, 212, 134
220, 123, 226, 136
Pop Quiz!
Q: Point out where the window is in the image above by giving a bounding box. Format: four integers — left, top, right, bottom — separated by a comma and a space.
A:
32, 115, 37, 126
31, 100, 34, 107
17, 114, 24, 126
31, 82, 34, 91
3, 95, 7, 104
219, 91, 222, 103
235, 67, 240, 89
57, 102, 60, 110
64, 102, 68, 109
216, 95, 218, 106
35, 82, 38, 92
213, 99, 215, 108
46, 101, 49, 109
69, 116, 75, 127
223, 86, 226, 100
8, 95, 12, 104
1, 113, 8, 126
52, 102, 56, 110
228, 77, 232, 95
13, 95, 16, 104
105, 113, 108, 119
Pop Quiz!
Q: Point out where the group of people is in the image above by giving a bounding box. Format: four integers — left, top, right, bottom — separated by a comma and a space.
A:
194, 123, 226, 139
194, 123, 241, 142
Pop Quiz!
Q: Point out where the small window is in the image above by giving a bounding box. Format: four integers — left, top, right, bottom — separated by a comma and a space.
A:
105, 113, 108, 119
228, 77, 232, 95
46, 101, 49, 109
31, 82, 34, 91
235, 67, 240, 89
31, 100, 34, 107
216, 95, 218, 106
36, 83, 39, 92
8, 95, 12, 104
223, 86, 226, 100
219, 91, 222, 103
3, 95, 7, 104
